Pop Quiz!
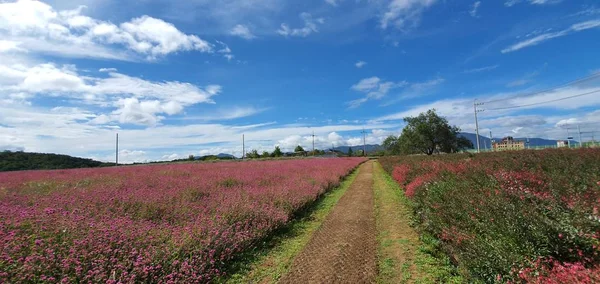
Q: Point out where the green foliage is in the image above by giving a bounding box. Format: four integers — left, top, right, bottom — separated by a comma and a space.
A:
188, 155, 195, 161
271, 146, 283, 157
261, 151, 271, 158
294, 145, 305, 152
348, 147, 353, 157
247, 149, 260, 159
379, 149, 600, 282
384, 109, 473, 155
0, 150, 110, 172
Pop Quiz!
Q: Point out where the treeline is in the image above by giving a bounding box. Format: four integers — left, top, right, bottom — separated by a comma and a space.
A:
0, 151, 110, 172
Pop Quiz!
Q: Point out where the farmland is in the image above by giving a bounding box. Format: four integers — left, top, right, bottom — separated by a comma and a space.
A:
0, 158, 365, 282
380, 149, 600, 283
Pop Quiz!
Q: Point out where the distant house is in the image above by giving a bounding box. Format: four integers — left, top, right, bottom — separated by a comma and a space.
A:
492, 136, 525, 151
557, 140, 569, 148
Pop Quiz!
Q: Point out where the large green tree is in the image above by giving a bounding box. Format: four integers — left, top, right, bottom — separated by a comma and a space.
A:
383, 109, 473, 155
294, 145, 305, 152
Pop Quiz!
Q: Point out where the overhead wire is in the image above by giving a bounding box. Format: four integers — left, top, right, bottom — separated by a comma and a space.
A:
484, 89, 600, 111
481, 72, 600, 105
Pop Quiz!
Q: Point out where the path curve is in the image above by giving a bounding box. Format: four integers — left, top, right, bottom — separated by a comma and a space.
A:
279, 160, 377, 284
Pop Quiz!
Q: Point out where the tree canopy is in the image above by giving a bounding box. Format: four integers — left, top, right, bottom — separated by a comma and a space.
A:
294, 145, 305, 152
271, 146, 283, 157
0, 151, 110, 172
383, 109, 473, 155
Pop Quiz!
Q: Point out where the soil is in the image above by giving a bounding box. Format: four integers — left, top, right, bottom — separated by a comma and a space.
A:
279, 160, 377, 284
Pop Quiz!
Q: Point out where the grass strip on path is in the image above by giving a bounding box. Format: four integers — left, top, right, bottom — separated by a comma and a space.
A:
373, 161, 462, 284
220, 168, 360, 284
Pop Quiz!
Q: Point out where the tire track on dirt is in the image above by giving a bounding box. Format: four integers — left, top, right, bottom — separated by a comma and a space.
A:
279, 160, 377, 284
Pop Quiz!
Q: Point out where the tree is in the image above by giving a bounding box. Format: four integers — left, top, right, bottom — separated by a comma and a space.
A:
248, 149, 260, 159
382, 135, 400, 155
294, 145, 305, 152
261, 151, 271, 158
271, 146, 283, 157
348, 147, 353, 157
188, 155, 195, 161
385, 109, 473, 155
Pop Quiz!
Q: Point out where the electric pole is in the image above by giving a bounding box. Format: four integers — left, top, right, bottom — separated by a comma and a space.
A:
578, 124, 583, 148
566, 125, 571, 148
489, 130, 493, 151
361, 128, 367, 157
115, 133, 119, 166
312, 131, 315, 156
473, 100, 484, 153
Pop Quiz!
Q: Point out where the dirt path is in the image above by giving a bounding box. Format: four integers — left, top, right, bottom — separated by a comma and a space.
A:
279, 160, 377, 284
373, 161, 462, 284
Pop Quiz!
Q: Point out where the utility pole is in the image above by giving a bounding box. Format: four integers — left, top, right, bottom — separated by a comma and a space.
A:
115, 133, 119, 166
312, 131, 315, 156
473, 100, 484, 153
489, 130, 493, 151
578, 124, 583, 148
242, 134, 245, 159
361, 128, 367, 157
566, 125, 572, 148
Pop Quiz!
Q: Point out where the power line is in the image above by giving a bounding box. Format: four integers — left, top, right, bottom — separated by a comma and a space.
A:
482, 72, 600, 105
485, 89, 600, 111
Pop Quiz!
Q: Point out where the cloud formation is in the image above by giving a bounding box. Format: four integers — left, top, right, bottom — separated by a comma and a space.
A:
380, 0, 437, 30
0, 62, 221, 125
0, 0, 216, 60
277, 13, 325, 37
230, 24, 256, 40
502, 20, 600, 53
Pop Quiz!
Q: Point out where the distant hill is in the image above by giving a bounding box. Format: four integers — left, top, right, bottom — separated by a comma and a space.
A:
459, 132, 575, 149
216, 153, 236, 159
0, 151, 111, 172
332, 144, 384, 154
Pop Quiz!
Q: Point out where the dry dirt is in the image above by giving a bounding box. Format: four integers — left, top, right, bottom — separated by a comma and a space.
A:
279, 160, 377, 284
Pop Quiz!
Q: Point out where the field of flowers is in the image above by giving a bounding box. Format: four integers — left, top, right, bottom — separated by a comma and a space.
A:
379, 149, 600, 283
0, 158, 365, 282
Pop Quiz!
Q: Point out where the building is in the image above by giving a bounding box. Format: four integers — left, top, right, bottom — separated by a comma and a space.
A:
492, 136, 525, 151
557, 140, 569, 148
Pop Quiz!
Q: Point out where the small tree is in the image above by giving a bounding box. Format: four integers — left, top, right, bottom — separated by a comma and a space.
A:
188, 155, 195, 161
386, 109, 473, 155
261, 151, 270, 158
271, 146, 283, 157
294, 145, 305, 152
348, 147, 353, 157
247, 149, 260, 159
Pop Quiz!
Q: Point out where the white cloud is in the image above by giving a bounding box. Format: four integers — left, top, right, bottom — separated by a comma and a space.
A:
0, 0, 217, 60
463, 65, 498, 74
355, 61, 367, 68
470, 1, 481, 17
277, 13, 324, 37
0, 40, 26, 53
162, 153, 181, 160
325, 0, 341, 6
0, 61, 221, 126
380, 0, 437, 30
98, 68, 117, 73
502, 20, 600, 53
505, 0, 563, 6
348, 77, 406, 108
230, 24, 256, 39
179, 106, 268, 121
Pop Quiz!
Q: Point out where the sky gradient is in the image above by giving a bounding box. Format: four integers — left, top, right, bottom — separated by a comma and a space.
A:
1, 0, 600, 162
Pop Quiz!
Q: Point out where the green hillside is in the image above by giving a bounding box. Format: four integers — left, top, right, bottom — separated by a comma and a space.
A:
0, 151, 111, 172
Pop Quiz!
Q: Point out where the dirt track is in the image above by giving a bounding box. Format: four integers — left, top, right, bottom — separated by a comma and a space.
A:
279, 160, 377, 284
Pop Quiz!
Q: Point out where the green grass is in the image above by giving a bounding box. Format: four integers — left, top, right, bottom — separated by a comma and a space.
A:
218, 168, 360, 284
374, 161, 463, 284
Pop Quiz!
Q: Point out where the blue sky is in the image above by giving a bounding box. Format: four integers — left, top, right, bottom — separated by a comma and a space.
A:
1, 0, 600, 162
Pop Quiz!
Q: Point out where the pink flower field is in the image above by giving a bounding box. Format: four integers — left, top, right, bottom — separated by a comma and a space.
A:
0, 158, 365, 283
